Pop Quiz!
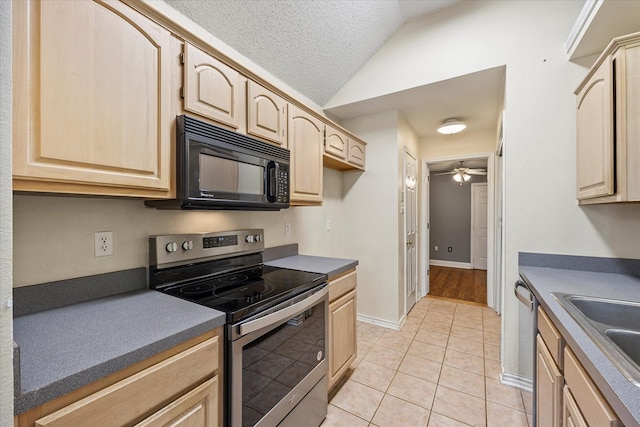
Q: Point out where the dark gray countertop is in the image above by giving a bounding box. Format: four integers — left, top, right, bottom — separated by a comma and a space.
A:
265, 254, 358, 279
13, 289, 225, 414
519, 265, 640, 426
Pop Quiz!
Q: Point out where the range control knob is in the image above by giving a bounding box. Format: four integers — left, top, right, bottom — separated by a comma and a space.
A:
245, 235, 255, 243
165, 242, 178, 253
254, 234, 262, 242
182, 240, 194, 251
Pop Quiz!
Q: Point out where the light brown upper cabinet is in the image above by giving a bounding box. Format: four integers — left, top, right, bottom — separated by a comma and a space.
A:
323, 124, 366, 171
183, 42, 246, 132
288, 105, 324, 204
247, 80, 288, 147
12, 0, 177, 198
575, 32, 640, 204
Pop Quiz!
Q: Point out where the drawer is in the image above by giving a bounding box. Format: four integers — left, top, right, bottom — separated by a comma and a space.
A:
564, 347, 621, 427
329, 270, 357, 302
35, 336, 219, 427
538, 306, 563, 367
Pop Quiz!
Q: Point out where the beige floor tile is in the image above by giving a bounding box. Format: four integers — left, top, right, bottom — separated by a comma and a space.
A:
328, 297, 531, 427
428, 412, 472, 426
484, 358, 502, 380
414, 329, 449, 347
387, 324, 419, 340
443, 348, 485, 376
438, 364, 485, 398
429, 301, 457, 315
398, 353, 442, 383
450, 325, 484, 343
387, 371, 437, 409
521, 389, 533, 415
371, 394, 431, 427
483, 343, 500, 361
420, 320, 453, 335
408, 340, 446, 363
321, 404, 369, 427
330, 380, 384, 421
432, 385, 486, 426
404, 316, 423, 329
452, 315, 483, 330
363, 344, 406, 370
376, 331, 413, 353
424, 310, 454, 324
349, 360, 396, 392
408, 306, 429, 319
483, 331, 500, 347
486, 401, 528, 426
485, 378, 525, 411
447, 335, 484, 358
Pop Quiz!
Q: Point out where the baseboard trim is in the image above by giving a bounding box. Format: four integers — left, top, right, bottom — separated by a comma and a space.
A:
356, 313, 401, 331
501, 371, 533, 393
430, 260, 472, 269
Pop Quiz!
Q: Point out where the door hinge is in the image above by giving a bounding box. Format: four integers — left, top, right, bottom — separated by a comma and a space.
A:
427, 268, 430, 276
427, 222, 430, 230
179, 52, 185, 65
179, 86, 185, 99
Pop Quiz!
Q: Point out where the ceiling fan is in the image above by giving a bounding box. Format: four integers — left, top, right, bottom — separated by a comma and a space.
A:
434, 161, 486, 185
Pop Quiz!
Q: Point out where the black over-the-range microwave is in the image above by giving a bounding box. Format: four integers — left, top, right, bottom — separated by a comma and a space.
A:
145, 115, 290, 211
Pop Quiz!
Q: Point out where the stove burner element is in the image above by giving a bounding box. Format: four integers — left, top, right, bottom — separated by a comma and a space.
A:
215, 274, 249, 286
213, 283, 275, 300
180, 283, 214, 296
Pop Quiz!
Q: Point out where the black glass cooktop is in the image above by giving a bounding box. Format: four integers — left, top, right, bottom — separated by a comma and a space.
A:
160, 265, 327, 323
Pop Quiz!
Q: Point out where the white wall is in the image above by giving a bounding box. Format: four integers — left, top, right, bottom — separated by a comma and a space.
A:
341, 111, 402, 327
329, 0, 640, 384
0, 1, 12, 423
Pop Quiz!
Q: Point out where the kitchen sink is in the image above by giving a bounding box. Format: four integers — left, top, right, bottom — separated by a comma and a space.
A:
552, 293, 640, 386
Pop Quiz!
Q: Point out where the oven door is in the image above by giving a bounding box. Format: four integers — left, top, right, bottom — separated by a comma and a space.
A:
228, 285, 328, 427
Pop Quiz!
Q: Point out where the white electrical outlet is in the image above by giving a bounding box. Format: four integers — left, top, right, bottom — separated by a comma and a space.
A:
326, 219, 331, 232
434, 245, 439, 251
94, 231, 113, 257
285, 223, 291, 236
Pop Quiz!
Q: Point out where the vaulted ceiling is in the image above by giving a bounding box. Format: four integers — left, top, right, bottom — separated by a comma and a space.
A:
163, 0, 506, 139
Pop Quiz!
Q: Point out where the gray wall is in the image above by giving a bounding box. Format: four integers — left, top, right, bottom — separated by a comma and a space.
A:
430, 173, 487, 263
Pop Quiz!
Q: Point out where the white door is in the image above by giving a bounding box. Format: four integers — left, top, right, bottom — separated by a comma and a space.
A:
404, 149, 418, 314
471, 183, 488, 270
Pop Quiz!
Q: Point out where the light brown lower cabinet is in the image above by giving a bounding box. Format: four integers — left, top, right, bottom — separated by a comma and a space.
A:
328, 270, 357, 390
15, 329, 222, 427
536, 307, 622, 427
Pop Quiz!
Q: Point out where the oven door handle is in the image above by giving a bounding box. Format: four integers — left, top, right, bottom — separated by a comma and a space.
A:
239, 286, 328, 337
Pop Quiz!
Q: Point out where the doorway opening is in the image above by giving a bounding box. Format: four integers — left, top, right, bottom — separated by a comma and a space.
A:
420, 152, 496, 309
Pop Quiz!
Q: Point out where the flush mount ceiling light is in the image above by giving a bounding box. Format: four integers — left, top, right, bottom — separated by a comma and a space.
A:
437, 118, 466, 135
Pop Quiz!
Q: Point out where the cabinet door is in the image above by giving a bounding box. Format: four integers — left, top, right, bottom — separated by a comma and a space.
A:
12, 0, 175, 198
288, 105, 324, 204
135, 377, 219, 427
576, 55, 615, 200
328, 289, 357, 389
247, 80, 287, 147
347, 138, 366, 169
183, 42, 245, 132
563, 386, 588, 427
536, 334, 563, 427
325, 125, 348, 160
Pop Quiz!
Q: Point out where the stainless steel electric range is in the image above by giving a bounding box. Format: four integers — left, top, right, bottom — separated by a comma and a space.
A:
149, 229, 328, 427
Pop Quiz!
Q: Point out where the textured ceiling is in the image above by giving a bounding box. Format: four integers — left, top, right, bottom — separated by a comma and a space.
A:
163, 0, 459, 106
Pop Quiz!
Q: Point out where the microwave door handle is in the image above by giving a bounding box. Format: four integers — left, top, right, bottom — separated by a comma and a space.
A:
266, 161, 278, 202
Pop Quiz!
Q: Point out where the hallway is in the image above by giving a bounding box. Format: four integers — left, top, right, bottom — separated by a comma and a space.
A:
429, 266, 487, 305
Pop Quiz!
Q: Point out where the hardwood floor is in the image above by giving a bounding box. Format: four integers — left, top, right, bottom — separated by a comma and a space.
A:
429, 265, 487, 305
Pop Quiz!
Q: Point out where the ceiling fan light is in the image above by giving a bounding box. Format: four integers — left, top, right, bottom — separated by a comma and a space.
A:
463, 173, 471, 181
437, 119, 466, 135
453, 173, 463, 182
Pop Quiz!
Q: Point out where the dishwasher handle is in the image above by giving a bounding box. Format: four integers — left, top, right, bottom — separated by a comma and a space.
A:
514, 279, 534, 311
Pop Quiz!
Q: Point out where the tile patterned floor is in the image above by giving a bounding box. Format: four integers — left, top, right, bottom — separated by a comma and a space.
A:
323, 296, 533, 427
